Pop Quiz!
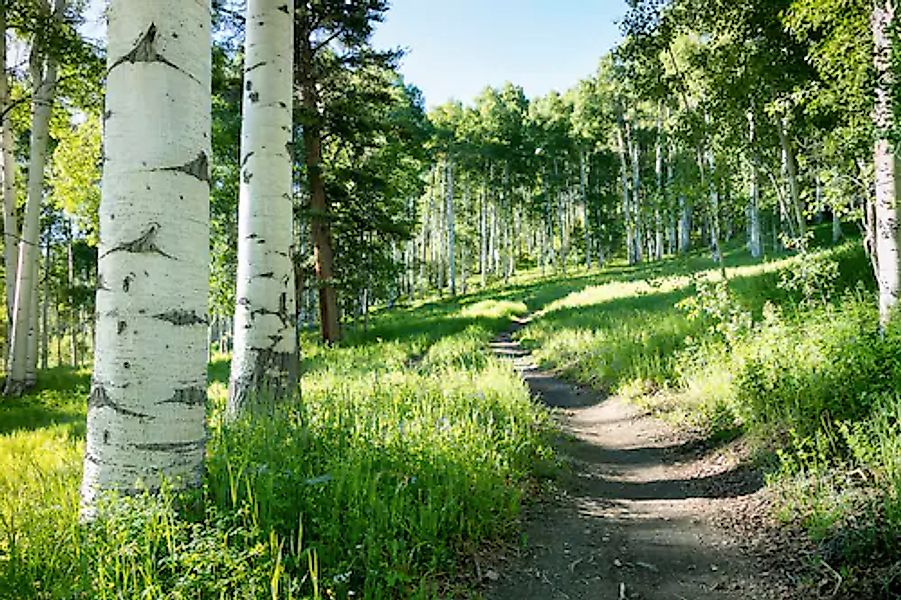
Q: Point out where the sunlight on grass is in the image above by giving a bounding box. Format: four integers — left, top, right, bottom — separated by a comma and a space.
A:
0, 294, 552, 598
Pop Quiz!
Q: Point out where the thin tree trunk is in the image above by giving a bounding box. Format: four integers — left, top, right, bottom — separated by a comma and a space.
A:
874, 0, 901, 325
616, 118, 634, 264
6, 0, 65, 395
40, 239, 49, 370
833, 208, 843, 243
297, 27, 339, 344
580, 149, 591, 269
446, 158, 455, 295
0, 1, 17, 337
228, 0, 297, 417
629, 123, 643, 264
81, 0, 211, 515
748, 109, 762, 259
655, 104, 664, 260
778, 117, 806, 242
480, 174, 487, 286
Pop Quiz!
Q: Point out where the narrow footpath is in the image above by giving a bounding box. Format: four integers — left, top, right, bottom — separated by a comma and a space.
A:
487, 317, 809, 600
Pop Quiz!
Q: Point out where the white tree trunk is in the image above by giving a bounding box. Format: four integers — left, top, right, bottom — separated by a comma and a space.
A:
6, 0, 65, 395
616, 121, 634, 264
445, 158, 455, 295
0, 3, 17, 332
832, 208, 843, 243
630, 125, 643, 264
778, 117, 806, 241
480, 177, 487, 286
227, 0, 296, 417
81, 0, 211, 514
654, 105, 664, 260
40, 239, 49, 370
874, 0, 901, 325
748, 110, 762, 259
580, 150, 591, 269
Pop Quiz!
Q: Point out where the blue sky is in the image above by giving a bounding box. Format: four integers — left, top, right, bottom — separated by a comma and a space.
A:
371, 0, 627, 108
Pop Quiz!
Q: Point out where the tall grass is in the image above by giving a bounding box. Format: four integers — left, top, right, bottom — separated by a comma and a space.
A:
0, 298, 552, 598
522, 240, 901, 580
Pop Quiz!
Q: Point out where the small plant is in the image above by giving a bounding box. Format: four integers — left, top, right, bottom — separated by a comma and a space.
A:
778, 251, 840, 306
677, 277, 752, 348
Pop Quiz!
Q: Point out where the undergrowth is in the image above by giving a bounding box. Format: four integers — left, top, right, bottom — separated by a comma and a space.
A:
521, 239, 901, 592
0, 298, 552, 598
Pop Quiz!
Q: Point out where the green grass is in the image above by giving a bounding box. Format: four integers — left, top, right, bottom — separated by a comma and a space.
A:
518, 237, 901, 590
0, 297, 553, 599
4, 233, 900, 596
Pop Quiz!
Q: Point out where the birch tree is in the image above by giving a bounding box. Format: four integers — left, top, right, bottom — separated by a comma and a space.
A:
81, 0, 211, 512
227, 0, 297, 418
5, 0, 66, 395
0, 0, 17, 330
873, 0, 901, 325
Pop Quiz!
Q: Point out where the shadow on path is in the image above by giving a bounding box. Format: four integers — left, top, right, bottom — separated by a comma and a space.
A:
487, 318, 779, 600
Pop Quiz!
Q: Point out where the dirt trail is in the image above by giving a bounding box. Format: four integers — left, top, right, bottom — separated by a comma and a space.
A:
487, 318, 801, 600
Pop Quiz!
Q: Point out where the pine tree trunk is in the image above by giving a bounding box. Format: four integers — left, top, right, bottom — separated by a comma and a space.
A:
6, 0, 65, 395
297, 31, 339, 344
81, 0, 211, 514
874, 0, 901, 325
227, 0, 297, 418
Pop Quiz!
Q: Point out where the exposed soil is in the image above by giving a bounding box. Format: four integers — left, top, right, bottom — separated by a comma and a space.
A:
486, 318, 818, 600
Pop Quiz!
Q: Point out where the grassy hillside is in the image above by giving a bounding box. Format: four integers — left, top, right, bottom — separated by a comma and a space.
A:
519, 240, 900, 592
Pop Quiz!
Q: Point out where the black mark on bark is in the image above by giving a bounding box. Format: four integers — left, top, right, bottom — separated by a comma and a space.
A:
109, 23, 199, 84
158, 386, 206, 407
159, 151, 209, 183
90, 384, 152, 419
154, 309, 208, 326
245, 61, 267, 73
103, 224, 173, 260
132, 440, 203, 452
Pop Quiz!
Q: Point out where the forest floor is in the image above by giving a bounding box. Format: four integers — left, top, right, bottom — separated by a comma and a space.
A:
486, 318, 818, 600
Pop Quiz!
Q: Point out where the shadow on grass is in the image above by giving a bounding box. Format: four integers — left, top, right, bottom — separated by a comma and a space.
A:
0, 367, 90, 437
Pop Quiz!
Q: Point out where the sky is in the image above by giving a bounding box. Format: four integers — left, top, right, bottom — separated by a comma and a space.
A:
371, 0, 628, 109
75, 1, 627, 109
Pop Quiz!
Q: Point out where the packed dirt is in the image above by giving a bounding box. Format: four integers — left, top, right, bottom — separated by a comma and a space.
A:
486, 319, 819, 600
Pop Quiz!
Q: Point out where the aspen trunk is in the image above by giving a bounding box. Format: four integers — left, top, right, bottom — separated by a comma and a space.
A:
446, 159, 455, 295
480, 176, 487, 286
580, 150, 591, 269
40, 239, 49, 370
833, 208, 843, 243
81, 0, 211, 514
654, 104, 664, 261
227, 0, 297, 418
873, 0, 901, 325
6, 0, 65, 395
748, 110, 763, 258
616, 120, 634, 264
778, 117, 806, 241
0, 2, 17, 334
630, 124, 643, 264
